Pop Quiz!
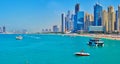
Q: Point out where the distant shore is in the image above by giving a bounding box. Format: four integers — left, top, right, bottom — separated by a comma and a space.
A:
1, 33, 120, 40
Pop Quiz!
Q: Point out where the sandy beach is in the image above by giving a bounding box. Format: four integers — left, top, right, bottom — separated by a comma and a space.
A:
65, 33, 120, 40
78, 34, 120, 40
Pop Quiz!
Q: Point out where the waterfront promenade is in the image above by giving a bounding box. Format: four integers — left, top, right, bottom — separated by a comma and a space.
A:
81, 34, 120, 40
64, 33, 120, 40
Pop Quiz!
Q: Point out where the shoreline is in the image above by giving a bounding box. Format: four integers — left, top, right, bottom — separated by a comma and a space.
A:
1, 33, 120, 41
64, 33, 120, 41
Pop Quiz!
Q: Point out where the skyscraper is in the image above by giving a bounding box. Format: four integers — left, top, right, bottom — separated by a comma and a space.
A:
65, 16, 67, 32
84, 13, 94, 32
75, 3, 80, 14
61, 13, 65, 33
89, 14, 94, 25
66, 11, 71, 32
118, 5, 120, 32
84, 13, 89, 32
0, 27, 2, 33
73, 3, 80, 33
77, 11, 85, 31
108, 6, 115, 33
3, 26, 6, 33
116, 10, 118, 31
73, 14, 77, 32
64, 11, 73, 33
94, 3, 103, 26
71, 13, 74, 32
42, 29, 44, 33
102, 10, 108, 32
53, 25, 59, 32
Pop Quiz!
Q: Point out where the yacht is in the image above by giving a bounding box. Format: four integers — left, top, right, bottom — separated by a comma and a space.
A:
16, 36, 23, 40
88, 37, 104, 46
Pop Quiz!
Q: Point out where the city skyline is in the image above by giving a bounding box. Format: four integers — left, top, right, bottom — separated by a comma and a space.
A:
0, 0, 120, 32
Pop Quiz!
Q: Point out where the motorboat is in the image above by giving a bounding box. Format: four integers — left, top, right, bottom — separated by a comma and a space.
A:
88, 37, 104, 46
74, 50, 90, 56
75, 52, 90, 56
16, 36, 23, 40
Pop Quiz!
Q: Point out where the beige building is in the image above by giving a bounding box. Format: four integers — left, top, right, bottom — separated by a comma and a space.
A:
84, 13, 94, 32
90, 14, 94, 22
118, 5, 120, 32
102, 10, 108, 32
108, 6, 115, 33
84, 13, 89, 31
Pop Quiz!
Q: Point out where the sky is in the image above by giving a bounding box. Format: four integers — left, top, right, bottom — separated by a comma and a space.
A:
0, 0, 120, 32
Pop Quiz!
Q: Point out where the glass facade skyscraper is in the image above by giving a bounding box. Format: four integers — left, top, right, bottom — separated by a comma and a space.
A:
3, 26, 6, 33
73, 3, 80, 32
77, 11, 85, 31
64, 11, 73, 33
73, 14, 77, 32
75, 3, 80, 14
61, 13, 65, 33
116, 11, 119, 31
61, 3, 120, 33
53, 25, 59, 32
94, 3, 103, 26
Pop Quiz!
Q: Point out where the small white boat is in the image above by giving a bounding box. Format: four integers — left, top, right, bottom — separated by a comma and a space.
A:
74, 52, 90, 56
16, 36, 23, 40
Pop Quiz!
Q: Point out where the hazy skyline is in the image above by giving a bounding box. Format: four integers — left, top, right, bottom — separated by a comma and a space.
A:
0, 0, 120, 32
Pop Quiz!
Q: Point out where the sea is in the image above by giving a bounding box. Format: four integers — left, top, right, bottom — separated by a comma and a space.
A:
0, 34, 120, 64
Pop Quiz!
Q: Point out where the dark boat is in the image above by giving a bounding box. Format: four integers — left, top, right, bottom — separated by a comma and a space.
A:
88, 37, 104, 46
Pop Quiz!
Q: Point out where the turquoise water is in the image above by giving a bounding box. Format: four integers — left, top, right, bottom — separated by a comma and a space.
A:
0, 34, 120, 64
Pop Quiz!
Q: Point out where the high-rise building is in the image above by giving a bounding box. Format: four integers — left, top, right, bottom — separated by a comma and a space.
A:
75, 3, 80, 14
22, 29, 28, 34
65, 16, 67, 32
84, 13, 94, 32
77, 11, 85, 31
53, 25, 59, 32
73, 3, 80, 33
61, 13, 65, 33
118, 5, 120, 32
66, 11, 71, 32
89, 14, 94, 25
64, 11, 73, 33
0, 27, 2, 33
71, 13, 74, 32
45, 29, 48, 32
3, 26, 6, 33
116, 11, 118, 31
73, 14, 77, 32
48, 29, 51, 32
84, 13, 89, 31
108, 6, 115, 33
102, 10, 108, 32
42, 29, 44, 32
94, 3, 103, 26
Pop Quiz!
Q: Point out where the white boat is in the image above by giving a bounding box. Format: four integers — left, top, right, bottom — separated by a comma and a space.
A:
16, 36, 23, 40
74, 52, 90, 56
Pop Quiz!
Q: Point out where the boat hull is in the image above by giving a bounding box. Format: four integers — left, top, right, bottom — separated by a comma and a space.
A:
75, 54, 90, 56
75, 52, 90, 56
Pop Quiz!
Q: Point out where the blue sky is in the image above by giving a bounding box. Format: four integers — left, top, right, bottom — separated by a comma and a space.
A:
0, 0, 120, 32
